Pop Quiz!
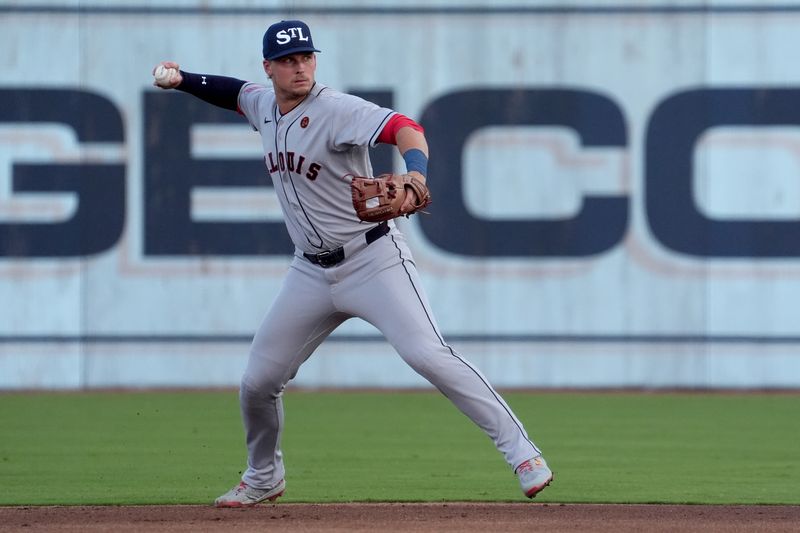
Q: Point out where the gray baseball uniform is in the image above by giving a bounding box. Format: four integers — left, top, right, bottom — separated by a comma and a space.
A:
234, 80, 543, 489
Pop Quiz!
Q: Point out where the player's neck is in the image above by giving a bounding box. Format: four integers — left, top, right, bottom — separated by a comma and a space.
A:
276, 89, 311, 115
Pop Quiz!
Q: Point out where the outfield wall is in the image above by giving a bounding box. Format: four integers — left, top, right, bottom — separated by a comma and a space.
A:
2, 1, 800, 389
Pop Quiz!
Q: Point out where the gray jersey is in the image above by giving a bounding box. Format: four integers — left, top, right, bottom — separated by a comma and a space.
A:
238, 82, 396, 253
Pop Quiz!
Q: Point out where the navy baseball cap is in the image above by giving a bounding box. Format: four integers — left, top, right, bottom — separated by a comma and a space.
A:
263, 20, 321, 60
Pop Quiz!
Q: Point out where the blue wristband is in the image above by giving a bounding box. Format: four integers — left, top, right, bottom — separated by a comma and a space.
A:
402, 148, 428, 178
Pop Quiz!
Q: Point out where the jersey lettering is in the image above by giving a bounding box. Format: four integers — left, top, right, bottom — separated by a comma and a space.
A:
306, 162, 321, 181
267, 152, 278, 173
267, 150, 321, 180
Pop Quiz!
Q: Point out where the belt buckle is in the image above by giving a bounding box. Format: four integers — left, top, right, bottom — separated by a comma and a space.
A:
316, 248, 344, 268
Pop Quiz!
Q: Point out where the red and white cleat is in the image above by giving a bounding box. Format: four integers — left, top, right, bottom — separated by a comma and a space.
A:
214, 479, 285, 508
516, 456, 553, 499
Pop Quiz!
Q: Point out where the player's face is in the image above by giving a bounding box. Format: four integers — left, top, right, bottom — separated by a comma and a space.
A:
264, 53, 317, 102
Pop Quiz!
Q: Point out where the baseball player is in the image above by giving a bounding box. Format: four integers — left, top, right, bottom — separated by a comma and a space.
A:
152, 19, 553, 506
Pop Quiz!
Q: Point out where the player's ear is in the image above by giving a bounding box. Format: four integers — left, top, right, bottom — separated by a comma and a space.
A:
263, 59, 272, 79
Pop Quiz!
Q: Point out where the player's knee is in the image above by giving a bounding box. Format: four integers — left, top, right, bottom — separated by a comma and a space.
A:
397, 350, 435, 379
240, 373, 284, 401
400, 345, 466, 381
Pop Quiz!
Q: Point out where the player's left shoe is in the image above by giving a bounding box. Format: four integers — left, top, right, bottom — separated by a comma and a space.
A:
516, 455, 553, 499
214, 479, 285, 508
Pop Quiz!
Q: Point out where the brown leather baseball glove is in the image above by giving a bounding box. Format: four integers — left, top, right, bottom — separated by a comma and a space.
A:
351, 173, 432, 223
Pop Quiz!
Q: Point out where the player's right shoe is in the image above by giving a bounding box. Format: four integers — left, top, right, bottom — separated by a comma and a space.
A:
516, 455, 553, 499
214, 479, 286, 508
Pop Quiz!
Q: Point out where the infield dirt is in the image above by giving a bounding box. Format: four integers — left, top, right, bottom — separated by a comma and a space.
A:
2, 503, 799, 533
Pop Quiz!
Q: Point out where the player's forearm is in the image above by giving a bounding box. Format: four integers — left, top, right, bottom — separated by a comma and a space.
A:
396, 126, 428, 157
396, 127, 429, 182
176, 71, 247, 112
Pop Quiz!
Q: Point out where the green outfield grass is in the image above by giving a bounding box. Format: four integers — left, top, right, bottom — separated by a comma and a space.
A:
0, 390, 797, 505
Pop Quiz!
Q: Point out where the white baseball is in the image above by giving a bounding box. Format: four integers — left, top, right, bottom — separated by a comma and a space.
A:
154, 65, 178, 86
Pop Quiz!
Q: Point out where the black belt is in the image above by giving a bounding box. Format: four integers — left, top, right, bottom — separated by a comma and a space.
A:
303, 221, 390, 268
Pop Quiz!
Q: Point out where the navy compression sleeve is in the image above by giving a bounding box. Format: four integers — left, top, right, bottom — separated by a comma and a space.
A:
176, 71, 247, 111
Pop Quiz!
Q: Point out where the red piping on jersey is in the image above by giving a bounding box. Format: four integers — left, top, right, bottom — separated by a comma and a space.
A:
377, 114, 424, 145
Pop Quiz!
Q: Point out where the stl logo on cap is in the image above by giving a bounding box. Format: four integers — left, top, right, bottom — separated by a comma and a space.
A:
263, 19, 322, 60
276, 26, 309, 45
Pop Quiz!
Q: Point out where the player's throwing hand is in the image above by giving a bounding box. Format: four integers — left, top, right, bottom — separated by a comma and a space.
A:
152, 61, 183, 89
